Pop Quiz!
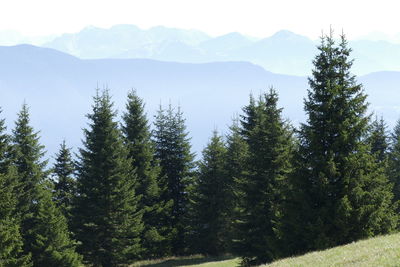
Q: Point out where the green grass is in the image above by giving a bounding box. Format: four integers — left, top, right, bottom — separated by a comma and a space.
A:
264, 233, 400, 267
130, 254, 239, 267
131, 233, 400, 266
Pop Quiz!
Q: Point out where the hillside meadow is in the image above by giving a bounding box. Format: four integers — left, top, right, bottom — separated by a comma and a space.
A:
132, 233, 400, 267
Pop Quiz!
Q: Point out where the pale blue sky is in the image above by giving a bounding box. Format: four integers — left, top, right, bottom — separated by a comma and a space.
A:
0, 0, 398, 39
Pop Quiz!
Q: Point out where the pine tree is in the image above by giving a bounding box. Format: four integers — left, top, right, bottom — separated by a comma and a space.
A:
235, 90, 294, 266
0, 110, 32, 267
121, 90, 172, 258
288, 32, 397, 254
74, 90, 143, 266
188, 130, 231, 255
388, 119, 400, 212
153, 104, 194, 255
53, 140, 76, 226
11, 103, 82, 266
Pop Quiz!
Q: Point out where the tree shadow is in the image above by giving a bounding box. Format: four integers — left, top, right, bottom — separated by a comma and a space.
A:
140, 255, 236, 267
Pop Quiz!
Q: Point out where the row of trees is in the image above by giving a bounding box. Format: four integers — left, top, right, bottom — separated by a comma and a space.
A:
1, 32, 400, 266
187, 34, 400, 265
0, 88, 195, 266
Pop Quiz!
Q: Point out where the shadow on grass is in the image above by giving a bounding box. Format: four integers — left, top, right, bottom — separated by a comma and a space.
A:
136, 255, 236, 267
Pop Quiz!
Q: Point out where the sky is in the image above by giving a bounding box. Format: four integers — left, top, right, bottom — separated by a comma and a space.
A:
0, 0, 399, 39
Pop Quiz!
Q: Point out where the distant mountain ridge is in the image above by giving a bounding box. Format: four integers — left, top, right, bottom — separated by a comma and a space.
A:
44, 25, 211, 59
39, 24, 400, 76
0, 45, 399, 160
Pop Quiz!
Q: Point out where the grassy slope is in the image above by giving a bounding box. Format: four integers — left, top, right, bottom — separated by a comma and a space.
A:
130, 255, 239, 267
265, 233, 400, 267
131, 233, 400, 266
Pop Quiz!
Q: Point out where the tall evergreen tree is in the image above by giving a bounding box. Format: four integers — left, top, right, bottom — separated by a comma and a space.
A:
153, 104, 194, 255
12, 104, 47, 218
53, 140, 76, 226
0, 110, 32, 266
121, 90, 172, 258
27, 181, 82, 267
74, 90, 143, 266
225, 118, 249, 253
368, 117, 389, 163
188, 130, 231, 255
288, 32, 397, 254
0, 169, 32, 267
235, 90, 294, 266
388, 119, 400, 212
0, 109, 11, 174
12, 104, 82, 266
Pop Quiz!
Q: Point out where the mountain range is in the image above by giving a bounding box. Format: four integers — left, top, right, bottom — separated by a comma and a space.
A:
39, 25, 400, 76
0, 45, 399, 160
3, 25, 400, 76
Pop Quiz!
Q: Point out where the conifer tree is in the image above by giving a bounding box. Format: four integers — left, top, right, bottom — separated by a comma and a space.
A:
0, 170, 32, 267
0, 110, 32, 266
368, 117, 389, 163
121, 90, 172, 258
12, 104, 82, 266
153, 104, 194, 255
225, 118, 249, 253
235, 90, 294, 266
28, 181, 82, 267
74, 90, 143, 266
53, 140, 76, 226
388, 119, 400, 211
0, 110, 11, 174
12, 104, 47, 217
288, 32, 397, 254
188, 131, 231, 255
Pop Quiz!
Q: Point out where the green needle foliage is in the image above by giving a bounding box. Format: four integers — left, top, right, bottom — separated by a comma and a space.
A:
0, 110, 11, 174
225, 118, 249, 254
0, 110, 32, 267
287, 32, 397, 254
74, 90, 143, 266
53, 140, 76, 227
12, 103, 47, 218
188, 130, 232, 255
122, 90, 173, 258
0, 169, 32, 267
28, 181, 82, 267
11, 103, 81, 267
368, 117, 389, 163
388, 119, 400, 214
235, 90, 294, 266
153, 104, 195, 255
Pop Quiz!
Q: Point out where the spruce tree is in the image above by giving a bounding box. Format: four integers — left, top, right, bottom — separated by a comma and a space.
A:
0, 110, 11, 174
0, 110, 32, 267
153, 104, 194, 255
74, 90, 143, 266
188, 130, 231, 255
53, 140, 76, 226
388, 119, 400, 212
28, 181, 82, 267
12, 104, 82, 266
368, 117, 389, 163
12, 104, 47, 218
235, 90, 294, 266
289, 32, 397, 254
121, 90, 172, 258
0, 169, 32, 267
225, 118, 249, 253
